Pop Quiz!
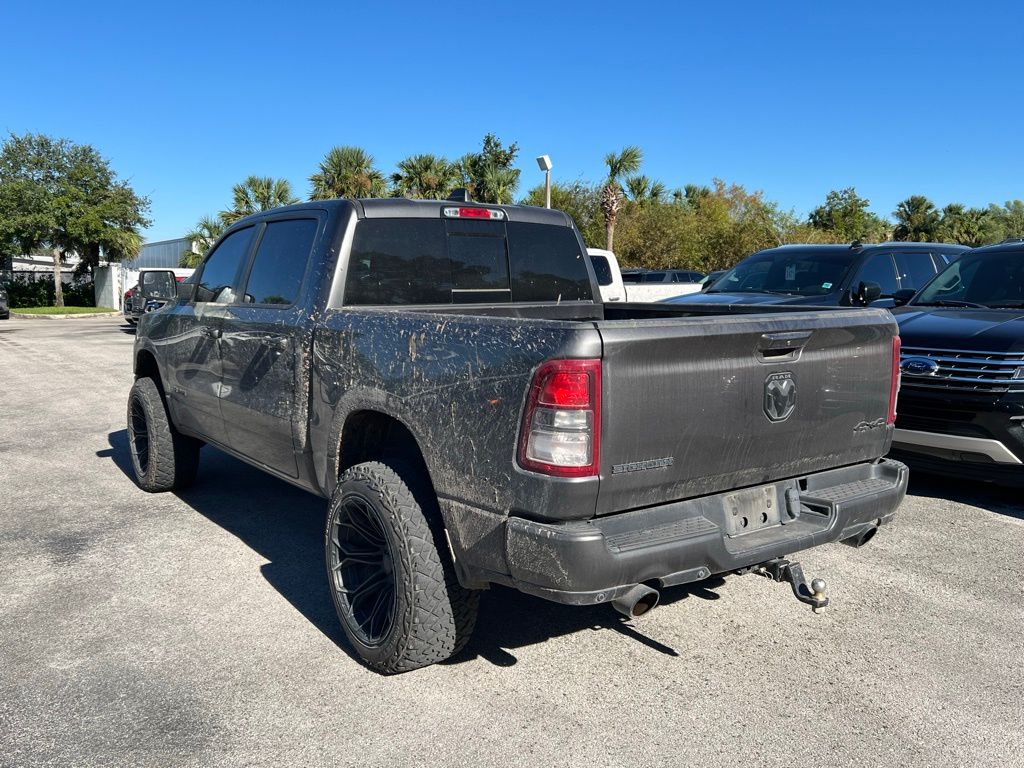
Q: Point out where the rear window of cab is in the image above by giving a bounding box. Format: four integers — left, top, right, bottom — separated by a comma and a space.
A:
344, 218, 593, 306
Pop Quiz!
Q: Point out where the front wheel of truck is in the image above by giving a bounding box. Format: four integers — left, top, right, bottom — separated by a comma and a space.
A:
127, 377, 200, 492
326, 461, 479, 674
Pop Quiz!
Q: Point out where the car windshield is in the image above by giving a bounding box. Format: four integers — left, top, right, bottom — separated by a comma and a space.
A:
708, 250, 857, 295
913, 250, 1024, 308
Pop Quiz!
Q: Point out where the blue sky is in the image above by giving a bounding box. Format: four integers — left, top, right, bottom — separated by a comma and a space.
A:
2, 1, 1022, 242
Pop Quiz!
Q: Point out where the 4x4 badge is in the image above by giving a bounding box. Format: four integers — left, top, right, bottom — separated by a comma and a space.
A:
764, 372, 797, 422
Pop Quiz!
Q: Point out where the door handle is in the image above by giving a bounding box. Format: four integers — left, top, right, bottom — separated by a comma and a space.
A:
201, 326, 222, 339
757, 331, 811, 362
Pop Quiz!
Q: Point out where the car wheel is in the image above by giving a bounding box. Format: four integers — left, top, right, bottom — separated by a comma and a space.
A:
127, 377, 200, 492
326, 461, 479, 674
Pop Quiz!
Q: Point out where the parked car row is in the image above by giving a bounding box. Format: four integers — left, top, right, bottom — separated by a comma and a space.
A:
674, 241, 967, 308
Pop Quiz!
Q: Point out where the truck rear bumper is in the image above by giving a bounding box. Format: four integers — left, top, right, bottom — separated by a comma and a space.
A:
498, 459, 908, 605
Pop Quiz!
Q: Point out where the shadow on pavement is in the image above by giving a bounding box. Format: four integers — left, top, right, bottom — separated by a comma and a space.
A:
100, 430, 713, 668
907, 472, 1023, 520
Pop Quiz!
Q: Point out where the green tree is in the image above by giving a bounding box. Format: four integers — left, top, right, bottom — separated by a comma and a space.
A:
0, 132, 150, 306
625, 175, 667, 205
310, 146, 387, 200
220, 175, 298, 225
683, 184, 712, 210
520, 180, 604, 246
986, 200, 1024, 241
391, 154, 459, 199
181, 214, 226, 267
935, 204, 990, 247
893, 195, 940, 241
808, 187, 889, 242
599, 146, 643, 251
455, 134, 521, 204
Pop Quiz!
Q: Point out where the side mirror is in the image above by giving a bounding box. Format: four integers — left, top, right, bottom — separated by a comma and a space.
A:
856, 281, 882, 306
176, 281, 197, 302
892, 289, 916, 307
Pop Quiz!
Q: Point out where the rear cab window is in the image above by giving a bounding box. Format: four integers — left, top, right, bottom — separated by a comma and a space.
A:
344, 217, 592, 306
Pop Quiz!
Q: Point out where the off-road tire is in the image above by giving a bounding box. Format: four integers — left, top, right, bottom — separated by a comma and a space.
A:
127, 377, 200, 492
326, 461, 479, 674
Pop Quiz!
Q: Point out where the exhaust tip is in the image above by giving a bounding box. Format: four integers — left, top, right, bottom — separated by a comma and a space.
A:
842, 525, 879, 548
612, 585, 660, 618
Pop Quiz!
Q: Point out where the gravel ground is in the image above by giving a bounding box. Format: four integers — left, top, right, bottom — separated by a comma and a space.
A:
1, 316, 1021, 768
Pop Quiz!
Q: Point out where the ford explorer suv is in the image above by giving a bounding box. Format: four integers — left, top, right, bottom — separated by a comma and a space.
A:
671, 242, 968, 308
128, 198, 907, 673
891, 240, 1024, 484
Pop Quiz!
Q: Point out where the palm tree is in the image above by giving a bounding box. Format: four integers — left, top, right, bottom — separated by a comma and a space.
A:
310, 146, 387, 200
625, 175, 667, 205
893, 195, 940, 242
937, 204, 989, 247
600, 146, 642, 251
684, 184, 712, 209
220, 176, 298, 224
391, 154, 459, 199
476, 163, 519, 204
181, 215, 226, 267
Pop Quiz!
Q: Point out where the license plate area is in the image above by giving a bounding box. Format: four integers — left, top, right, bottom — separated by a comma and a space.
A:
723, 484, 781, 537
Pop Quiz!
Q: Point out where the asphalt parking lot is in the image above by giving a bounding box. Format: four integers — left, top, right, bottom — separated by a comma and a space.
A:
1, 315, 1022, 767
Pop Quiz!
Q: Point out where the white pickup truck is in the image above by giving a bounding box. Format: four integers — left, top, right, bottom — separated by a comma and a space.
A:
587, 248, 702, 303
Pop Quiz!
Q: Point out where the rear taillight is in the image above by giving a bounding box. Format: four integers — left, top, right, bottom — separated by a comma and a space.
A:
887, 335, 901, 425
518, 359, 601, 477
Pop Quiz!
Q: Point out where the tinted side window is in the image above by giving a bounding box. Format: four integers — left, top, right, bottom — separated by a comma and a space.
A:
196, 227, 255, 303
590, 255, 613, 286
242, 219, 318, 305
345, 219, 449, 305
507, 222, 591, 302
857, 254, 899, 297
644, 272, 667, 283
894, 251, 938, 292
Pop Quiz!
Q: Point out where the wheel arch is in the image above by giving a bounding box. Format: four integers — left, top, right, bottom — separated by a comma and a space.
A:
134, 347, 166, 399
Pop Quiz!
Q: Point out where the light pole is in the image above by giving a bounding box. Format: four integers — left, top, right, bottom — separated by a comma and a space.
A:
536, 155, 552, 208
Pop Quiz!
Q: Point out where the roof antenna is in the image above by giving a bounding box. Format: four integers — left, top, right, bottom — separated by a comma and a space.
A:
447, 188, 471, 203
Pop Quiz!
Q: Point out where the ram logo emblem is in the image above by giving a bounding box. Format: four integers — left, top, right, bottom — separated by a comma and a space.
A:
764, 372, 797, 422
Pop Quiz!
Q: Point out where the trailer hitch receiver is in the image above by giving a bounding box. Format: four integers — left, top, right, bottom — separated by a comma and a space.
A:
751, 558, 829, 613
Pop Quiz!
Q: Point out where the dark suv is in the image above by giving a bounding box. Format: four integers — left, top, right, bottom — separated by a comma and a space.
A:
891, 240, 1024, 483
670, 242, 967, 307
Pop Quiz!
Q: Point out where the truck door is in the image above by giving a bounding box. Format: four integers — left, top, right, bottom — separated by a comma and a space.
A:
218, 217, 320, 477
164, 225, 257, 445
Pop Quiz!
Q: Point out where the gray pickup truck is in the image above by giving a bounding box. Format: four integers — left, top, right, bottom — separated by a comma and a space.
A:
129, 198, 907, 673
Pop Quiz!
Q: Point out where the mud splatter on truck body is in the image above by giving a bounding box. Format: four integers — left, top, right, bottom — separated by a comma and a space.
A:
132, 196, 907, 672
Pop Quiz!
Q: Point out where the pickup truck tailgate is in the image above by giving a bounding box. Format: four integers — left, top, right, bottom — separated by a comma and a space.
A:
595, 309, 896, 515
